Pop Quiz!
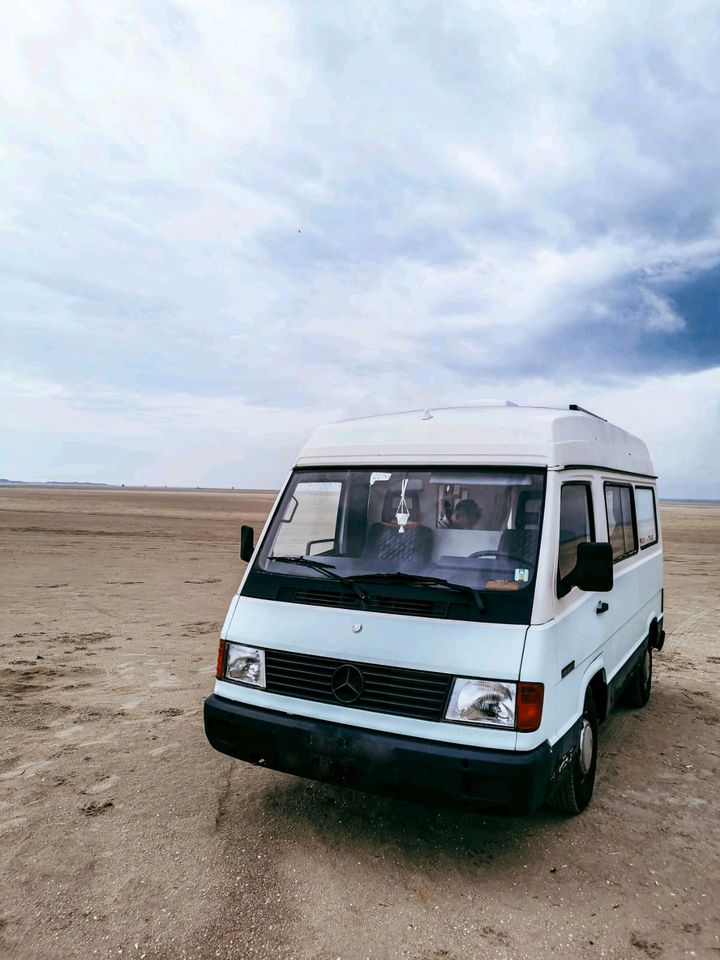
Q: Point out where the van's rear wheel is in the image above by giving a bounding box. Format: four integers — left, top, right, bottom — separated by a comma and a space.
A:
547, 689, 598, 815
622, 644, 652, 708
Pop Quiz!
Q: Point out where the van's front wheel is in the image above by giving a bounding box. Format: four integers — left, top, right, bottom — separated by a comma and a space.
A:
547, 690, 598, 815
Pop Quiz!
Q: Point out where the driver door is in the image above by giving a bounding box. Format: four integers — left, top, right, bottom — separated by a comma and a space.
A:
553, 480, 610, 721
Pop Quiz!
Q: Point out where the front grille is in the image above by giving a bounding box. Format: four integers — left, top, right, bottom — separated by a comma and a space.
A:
281, 587, 450, 619
264, 648, 452, 722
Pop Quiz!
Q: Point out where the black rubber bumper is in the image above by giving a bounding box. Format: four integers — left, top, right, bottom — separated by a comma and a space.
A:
204, 694, 553, 814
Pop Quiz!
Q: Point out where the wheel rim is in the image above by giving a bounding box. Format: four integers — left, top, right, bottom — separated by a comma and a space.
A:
643, 650, 651, 685
579, 719, 594, 776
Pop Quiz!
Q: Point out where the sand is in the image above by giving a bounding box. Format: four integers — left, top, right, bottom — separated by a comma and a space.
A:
0, 487, 718, 959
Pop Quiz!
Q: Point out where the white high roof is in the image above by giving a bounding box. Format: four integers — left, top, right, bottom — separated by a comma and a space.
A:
296, 403, 655, 477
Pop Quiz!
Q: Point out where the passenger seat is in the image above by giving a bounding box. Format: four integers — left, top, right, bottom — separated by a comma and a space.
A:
363, 490, 433, 564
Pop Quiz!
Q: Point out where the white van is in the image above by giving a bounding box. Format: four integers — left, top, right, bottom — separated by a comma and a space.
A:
204, 403, 664, 815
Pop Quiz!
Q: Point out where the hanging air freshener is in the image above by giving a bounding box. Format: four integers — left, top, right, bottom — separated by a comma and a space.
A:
395, 478, 410, 534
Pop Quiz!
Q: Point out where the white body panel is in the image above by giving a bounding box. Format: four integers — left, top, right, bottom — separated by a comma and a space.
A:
216, 403, 663, 760
297, 405, 654, 476
518, 467, 663, 753
217, 595, 525, 750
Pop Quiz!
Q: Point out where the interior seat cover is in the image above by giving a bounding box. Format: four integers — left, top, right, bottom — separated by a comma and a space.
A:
363, 489, 433, 564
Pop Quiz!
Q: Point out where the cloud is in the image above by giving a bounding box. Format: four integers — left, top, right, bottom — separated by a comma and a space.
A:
1, 0, 720, 492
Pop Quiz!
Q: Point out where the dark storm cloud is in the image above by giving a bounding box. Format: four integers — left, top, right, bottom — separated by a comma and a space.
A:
2, 0, 720, 488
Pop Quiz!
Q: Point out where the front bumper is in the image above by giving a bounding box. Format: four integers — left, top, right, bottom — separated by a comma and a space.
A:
204, 694, 553, 814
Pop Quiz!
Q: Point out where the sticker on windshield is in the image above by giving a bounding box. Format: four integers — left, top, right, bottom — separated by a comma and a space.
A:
514, 568, 529, 582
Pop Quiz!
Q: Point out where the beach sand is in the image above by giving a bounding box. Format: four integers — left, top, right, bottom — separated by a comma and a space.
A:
1, 488, 718, 959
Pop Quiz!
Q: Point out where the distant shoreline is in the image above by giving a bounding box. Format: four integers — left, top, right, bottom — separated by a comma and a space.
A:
659, 498, 720, 505
0, 481, 277, 494
0, 480, 717, 504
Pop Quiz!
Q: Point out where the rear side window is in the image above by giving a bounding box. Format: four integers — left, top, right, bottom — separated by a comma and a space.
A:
558, 483, 594, 592
635, 487, 658, 548
604, 483, 637, 562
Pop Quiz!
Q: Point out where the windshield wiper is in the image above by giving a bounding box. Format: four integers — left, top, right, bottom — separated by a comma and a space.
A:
268, 556, 370, 608
346, 572, 485, 612
268, 559, 484, 613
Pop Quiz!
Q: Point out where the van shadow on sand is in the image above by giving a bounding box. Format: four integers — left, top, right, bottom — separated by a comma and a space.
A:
251, 772, 569, 872
220, 672, 713, 874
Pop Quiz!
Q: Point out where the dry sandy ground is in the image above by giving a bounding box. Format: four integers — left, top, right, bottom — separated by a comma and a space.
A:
1, 488, 718, 960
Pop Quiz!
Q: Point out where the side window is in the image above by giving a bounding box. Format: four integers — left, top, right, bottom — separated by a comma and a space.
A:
635, 487, 658, 548
271, 481, 342, 557
604, 483, 637, 562
558, 483, 594, 593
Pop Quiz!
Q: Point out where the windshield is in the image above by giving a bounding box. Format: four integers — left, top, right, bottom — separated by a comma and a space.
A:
256, 467, 545, 595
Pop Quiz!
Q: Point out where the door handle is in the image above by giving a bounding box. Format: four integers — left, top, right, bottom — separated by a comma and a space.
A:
596, 601, 609, 615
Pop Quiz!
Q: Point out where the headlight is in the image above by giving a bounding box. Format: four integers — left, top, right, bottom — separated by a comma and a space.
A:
445, 678, 516, 727
224, 643, 266, 688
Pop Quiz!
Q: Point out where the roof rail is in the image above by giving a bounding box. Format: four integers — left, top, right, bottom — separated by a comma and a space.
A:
458, 399, 519, 408
569, 404, 607, 421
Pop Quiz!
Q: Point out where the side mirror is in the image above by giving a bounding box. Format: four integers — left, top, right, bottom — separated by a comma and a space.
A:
570, 541, 613, 592
240, 525, 255, 563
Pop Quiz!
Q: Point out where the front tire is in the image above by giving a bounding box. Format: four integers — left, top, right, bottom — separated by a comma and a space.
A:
547, 689, 598, 815
622, 644, 652, 708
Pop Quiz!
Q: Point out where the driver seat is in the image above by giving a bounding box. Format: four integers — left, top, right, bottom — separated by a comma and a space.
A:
498, 491, 541, 563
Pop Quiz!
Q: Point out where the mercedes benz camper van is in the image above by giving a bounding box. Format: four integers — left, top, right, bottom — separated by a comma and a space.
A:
204, 403, 664, 815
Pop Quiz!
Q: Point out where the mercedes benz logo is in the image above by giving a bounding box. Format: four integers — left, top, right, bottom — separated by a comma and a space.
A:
330, 664, 364, 704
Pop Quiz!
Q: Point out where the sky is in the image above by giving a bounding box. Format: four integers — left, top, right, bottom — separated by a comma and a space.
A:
2, 0, 719, 498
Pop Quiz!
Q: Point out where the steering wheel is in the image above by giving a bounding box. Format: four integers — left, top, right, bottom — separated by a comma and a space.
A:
467, 549, 530, 567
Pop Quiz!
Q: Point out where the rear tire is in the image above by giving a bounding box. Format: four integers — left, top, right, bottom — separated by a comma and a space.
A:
547, 689, 598, 815
622, 644, 652, 708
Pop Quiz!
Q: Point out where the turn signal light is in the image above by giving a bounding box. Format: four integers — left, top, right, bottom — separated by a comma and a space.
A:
517, 682, 544, 732
215, 638, 227, 680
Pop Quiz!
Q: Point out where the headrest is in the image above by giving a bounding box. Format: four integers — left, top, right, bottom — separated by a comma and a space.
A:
388, 477, 424, 493
382, 490, 421, 524
516, 491, 541, 530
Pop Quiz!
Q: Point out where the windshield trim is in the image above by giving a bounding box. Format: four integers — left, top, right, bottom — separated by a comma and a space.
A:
243, 464, 547, 625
